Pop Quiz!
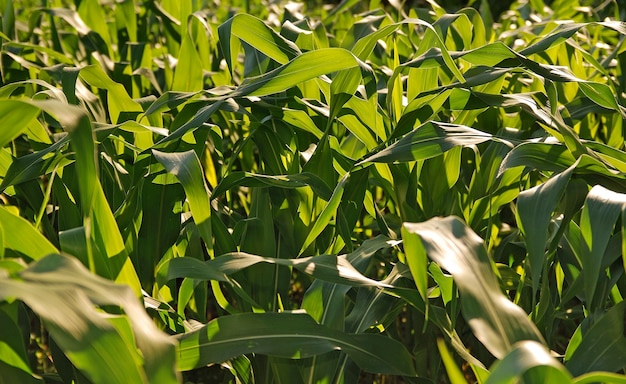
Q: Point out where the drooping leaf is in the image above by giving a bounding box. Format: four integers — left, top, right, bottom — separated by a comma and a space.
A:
0, 254, 178, 384
485, 341, 572, 384
176, 312, 417, 377
359, 121, 494, 165
232, 48, 366, 98
218, 13, 301, 75
402, 216, 546, 359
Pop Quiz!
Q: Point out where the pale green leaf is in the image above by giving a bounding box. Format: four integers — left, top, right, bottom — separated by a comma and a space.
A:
485, 341, 572, 384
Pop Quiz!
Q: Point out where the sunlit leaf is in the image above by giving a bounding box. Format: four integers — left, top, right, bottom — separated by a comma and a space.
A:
403, 216, 546, 359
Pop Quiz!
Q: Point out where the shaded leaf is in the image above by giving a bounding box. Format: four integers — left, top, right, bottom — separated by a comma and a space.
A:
176, 312, 417, 376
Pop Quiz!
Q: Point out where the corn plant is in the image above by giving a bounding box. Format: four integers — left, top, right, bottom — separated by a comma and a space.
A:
1, 0, 626, 383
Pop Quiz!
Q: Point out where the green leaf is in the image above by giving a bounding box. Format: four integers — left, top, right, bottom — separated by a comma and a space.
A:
0, 361, 42, 384
212, 171, 333, 201
455, 41, 516, 67
498, 143, 624, 179
79, 65, 143, 124
359, 121, 493, 164
565, 301, 626, 375
0, 100, 41, 148
0, 254, 178, 384
0, 136, 69, 192
578, 186, 626, 309
0, 303, 36, 379
153, 150, 213, 254
578, 82, 621, 112
163, 252, 391, 289
402, 216, 546, 359
437, 339, 468, 384
299, 173, 349, 255
171, 31, 204, 92
41, 100, 141, 292
77, 0, 112, 54
0, 206, 57, 260
218, 14, 301, 75
573, 372, 626, 384
516, 164, 575, 294
232, 48, 363, 97
176, 312, 417, 376
485, 341, 572, 384
401, 224, 429, 315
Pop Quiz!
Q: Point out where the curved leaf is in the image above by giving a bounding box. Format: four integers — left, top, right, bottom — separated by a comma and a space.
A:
0, 254, 178, 384
176, 312, 417, 377
232, 48, 364, 97
485, 341, 572, 384
358, 121, 493, 165
402, 216, 546, 359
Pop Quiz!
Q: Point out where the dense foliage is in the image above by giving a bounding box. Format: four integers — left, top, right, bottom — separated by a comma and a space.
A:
1, 0, 626, 383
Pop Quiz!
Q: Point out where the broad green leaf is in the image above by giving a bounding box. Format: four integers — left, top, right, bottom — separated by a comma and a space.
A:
455, 41, 516, 67
0, 100, 41, 148
498, 142, 624, 179
176, 312, 417, 376
77, 0, 111, 54
142, 91, 202, 117
153, 150, 213, 255
565, 301, 626, 375
171, 31, 204, 92
401, 224, 429, 315
212, 171, 333, 201
517, 164, 575, 294
134, 177, 184, 287
154, 100, 224, 146
573, 372, 626, 384
0, 254, 178, 384
117, 0, 137, 41
232, 48, 364, 97
239, 187, 279, 310
485, 341, 572, 384
282, 108, 324, 139
38, 100, 141, 292
0, 361, 42, 384
358, 121, 493, 164
218, 14, 301, 75
578, 186, 626, 309
306, 235, 395, 330
0, 303, 36, 379
0, 136, 69, 192
299, 173, 349, 255
437, 339, 467, 384
0, 206, 57, 260
519, 21, 626, 57
578, 82, 621, 112
163, 252, 391, 289
330, 65, 370, 123
403, 216, 546, 359
30, 8, 90, 36
79, 65, 143, 123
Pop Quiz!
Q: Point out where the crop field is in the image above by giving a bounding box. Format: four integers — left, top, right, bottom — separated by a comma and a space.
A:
1, 0, 626, 383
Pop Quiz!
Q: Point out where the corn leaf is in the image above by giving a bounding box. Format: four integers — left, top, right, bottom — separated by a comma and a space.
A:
176, 312, 417, 376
